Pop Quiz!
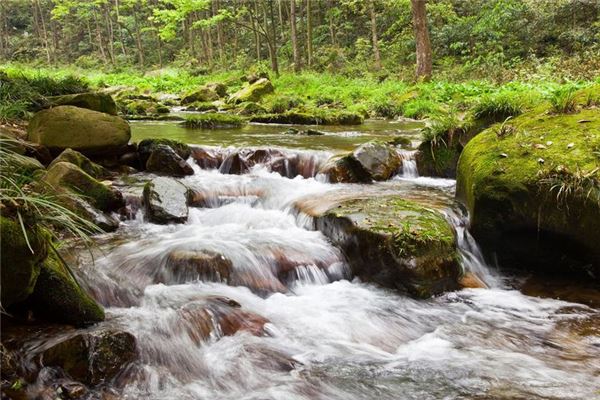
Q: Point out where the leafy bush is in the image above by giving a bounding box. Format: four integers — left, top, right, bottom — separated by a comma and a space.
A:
265, 95, 304, 114
402, 99, 443, 119
421, 112, 470, 147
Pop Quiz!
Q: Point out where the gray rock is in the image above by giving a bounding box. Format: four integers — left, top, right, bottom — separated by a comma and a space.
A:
143, 177, 189, 224
145, 144, 194, 177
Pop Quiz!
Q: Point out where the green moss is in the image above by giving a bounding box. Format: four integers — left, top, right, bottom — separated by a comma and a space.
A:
182, 113, 245, 129
186, 101, 218, 112
249, 110, 363, 125
46, 92, 118, 115
457, 103, 600, 273
49, 148, 109, 179
229, 78, 274, 104
29, 252, 104, 326
43, 162, 123, 211
0, 216, 47, 307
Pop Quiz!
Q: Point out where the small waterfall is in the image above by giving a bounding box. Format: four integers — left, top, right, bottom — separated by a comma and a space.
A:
398, 149, 419, 178
443, 206, 501, 288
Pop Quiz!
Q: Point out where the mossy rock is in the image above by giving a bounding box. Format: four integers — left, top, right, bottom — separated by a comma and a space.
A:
120, 99, 169, 116
182, 113, 245, 129
416, 138, 462, 178
49, 148, 109, 179
27, 106, 131, 157
28, 253, 105, 326
456, 106, 600, 276
46, 92, 118, 115
185, 101, 218, 112
229, 78, 274, 104
0, 216, 47, 307
313, 196, 460, 297
145, 144, 194, 177
137, 138, 191, 166
181, 83, 224, 105
2, 153, 45, 179
237, 101, 267, 116
43, 161, 124, 212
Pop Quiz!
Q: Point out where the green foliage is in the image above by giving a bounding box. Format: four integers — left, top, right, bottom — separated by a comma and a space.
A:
421, 112, 468, 147
402, 99, 443, 119
182, 113, 244, 128
264, 94, 305, 114
549, 86, 577, 114
473, 91, 525, 121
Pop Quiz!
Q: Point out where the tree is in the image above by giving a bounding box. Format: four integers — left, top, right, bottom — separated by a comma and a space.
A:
411, 0, 432, 80
290, 0, 300, 71
368, 0, 381, 70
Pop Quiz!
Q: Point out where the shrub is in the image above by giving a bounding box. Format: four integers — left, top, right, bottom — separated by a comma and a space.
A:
265, 95, 304, 113
402, 99, 443, 119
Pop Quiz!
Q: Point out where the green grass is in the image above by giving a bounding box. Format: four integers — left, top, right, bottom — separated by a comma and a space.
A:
182, 113, 244, 129
549, 85, 577, 114
473, 91, 527, 121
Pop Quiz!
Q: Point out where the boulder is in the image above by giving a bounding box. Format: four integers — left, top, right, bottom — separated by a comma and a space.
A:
43, 162, 124, 212
48, 148, 109, 179
119, 98, 169, 116
143, 177, 189, 224
313, 196, 460, 297
229, 78, 274, 104
29, 253, 105, 326
181, 83, 225, 105
250, 110, 363, 125
456, 106, 600, 276
352, 141, 402, 181
0, 216, 47, 307
137, 138, 191, 166
237, 101, 267, 115
145, 144, 194, 177
318, 155, 372, 183
2, 153, 45, 179
40, 329, 136, 385
46, 92, 118, 115
27, 106, 131, 156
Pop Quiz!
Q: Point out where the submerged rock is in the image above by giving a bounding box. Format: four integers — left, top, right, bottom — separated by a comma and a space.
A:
313, 196, 460, 297
229, 78, 274, 104
48, 148, 110, 179
456, 106, 600, 276
40, 329, 136, 385
45, 92, 118, 115
0, 216, 48, 307
145, 144, 194, 177
162, 249, 232, 283
143, 177, 189, 224
29, 253, 105, 326
27, 106, 131, 157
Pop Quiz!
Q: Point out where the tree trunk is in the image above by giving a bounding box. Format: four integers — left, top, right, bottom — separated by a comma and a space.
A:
132, 8, 144, 66
290, 0, 300, 71
306, 0, 312, 68
411, 0, 432, 80
114, 0, 128, 57
369, 0, 381, 70
214, 0, 225, 63
267, 0, 279, 75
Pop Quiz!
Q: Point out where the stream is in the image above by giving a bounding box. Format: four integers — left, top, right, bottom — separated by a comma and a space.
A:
18, 121, 600, 399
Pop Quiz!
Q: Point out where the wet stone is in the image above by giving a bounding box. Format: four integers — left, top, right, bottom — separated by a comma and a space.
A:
143, 177, 189, 224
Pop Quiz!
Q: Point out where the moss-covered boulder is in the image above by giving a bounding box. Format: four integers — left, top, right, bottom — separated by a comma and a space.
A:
120, 98, 169, 116
181, 83, 226, 105
46, 92, 118, 115
40, 329, 135, 384
27, 106, 131, 156
415, 135, 463, 178
229, 78, 274, 104
0, 216, 47, 307
456, 107, 600, 276
236, 101, 267, 116
137, 138, 191, 166
43, 162, 124, 212
145, 144, 194, 177
182, 113, 244, 129
313, 196, 460, 297
143, 177, 189, 224
49, 148, 109, 179
29, 253, 105, 326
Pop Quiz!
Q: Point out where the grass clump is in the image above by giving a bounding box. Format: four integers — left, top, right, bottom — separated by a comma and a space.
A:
401, 99, 443, 119
549, 85, 577, 114
473, 91, 525, 121
538, 165, 600, 208
182, 113, 244, 129
264, 94, 304, 113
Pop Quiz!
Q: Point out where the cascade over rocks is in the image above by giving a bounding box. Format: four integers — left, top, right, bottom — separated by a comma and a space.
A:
45, 92, 118, 115
312, 196, 461, 297
27, 106, 131, 156
143, 176, 190, 224
456, 106, 600, 276
145, 144, 194, 176
39, 329, 136, 385
162, 249, 233, 284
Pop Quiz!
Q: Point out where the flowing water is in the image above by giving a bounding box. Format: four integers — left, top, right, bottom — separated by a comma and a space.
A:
21, 121, 600, 399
